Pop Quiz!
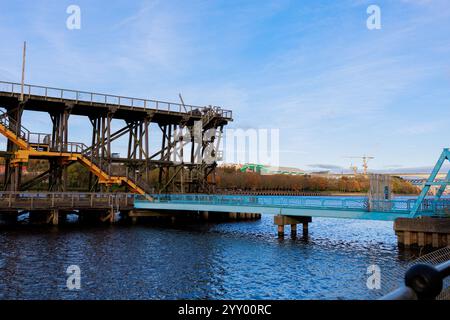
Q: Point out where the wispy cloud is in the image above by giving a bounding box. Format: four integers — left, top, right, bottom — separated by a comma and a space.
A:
308, 164, 345, 170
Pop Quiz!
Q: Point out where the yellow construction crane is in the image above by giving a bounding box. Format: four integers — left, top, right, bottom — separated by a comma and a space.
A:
346, 155, 375, 175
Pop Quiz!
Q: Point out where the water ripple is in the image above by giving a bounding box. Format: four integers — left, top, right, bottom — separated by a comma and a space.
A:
0, 216, 412, 299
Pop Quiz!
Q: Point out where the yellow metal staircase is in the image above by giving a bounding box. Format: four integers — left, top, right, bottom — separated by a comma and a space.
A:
0, 111, 150, 196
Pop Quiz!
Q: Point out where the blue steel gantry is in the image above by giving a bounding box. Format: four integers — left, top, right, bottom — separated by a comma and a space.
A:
410, 148, 450, 217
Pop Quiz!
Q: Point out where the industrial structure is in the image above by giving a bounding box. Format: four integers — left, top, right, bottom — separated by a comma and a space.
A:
346, 155, 375, 175
239, 163, 305, 175
0, 79, 448, 249
0, 81, 232, 195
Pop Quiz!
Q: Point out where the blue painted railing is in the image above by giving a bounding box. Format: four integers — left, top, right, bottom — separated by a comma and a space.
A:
135, 194, 450, 216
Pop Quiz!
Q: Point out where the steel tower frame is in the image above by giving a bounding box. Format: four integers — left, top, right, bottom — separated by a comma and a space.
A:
0, 81, 232, 194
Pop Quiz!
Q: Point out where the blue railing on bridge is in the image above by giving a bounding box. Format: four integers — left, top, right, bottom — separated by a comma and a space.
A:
135, 194, 450, 217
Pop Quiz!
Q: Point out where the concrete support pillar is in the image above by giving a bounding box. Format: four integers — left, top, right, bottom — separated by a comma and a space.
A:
274, 215, 312, 239
394, 217, 450, 248
291, 224, 297, 237
277, 225, 285, 238
302, 222, 309, 236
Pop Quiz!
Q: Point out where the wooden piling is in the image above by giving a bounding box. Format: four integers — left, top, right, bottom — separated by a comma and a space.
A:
50, 209, 59, 225
394, 217, 450, 248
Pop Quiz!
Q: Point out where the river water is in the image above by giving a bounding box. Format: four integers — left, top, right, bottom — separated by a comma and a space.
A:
0, 213, 420, 300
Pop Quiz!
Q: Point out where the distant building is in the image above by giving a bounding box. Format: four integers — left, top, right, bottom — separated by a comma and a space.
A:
310, 170, 331, 175
239, 163, 305, 176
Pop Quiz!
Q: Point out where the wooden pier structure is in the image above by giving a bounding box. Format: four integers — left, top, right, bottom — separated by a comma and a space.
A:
0, 191, 261, 225
394, 217, 450, 248
0, 192, 134, 224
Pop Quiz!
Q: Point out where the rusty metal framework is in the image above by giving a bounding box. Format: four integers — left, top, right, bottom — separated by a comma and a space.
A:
0, 81, 232, 194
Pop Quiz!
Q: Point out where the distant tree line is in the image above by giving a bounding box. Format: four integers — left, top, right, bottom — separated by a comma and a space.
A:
0, 159, 419, 195
216, 167, 419, 195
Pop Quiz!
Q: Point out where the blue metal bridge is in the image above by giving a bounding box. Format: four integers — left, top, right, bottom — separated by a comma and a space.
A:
134, 194, 450, 221
135, 148, 450, 221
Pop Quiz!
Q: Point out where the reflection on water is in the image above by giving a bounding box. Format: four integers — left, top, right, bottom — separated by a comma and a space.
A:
0, 216, 421, 300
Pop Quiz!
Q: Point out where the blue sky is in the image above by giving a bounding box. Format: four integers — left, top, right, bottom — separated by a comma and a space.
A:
0, 0, 450, 173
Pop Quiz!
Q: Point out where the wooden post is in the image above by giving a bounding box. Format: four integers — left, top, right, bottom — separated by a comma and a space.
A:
404, 231, 412, 247
418, 232, 425, 247
52, 210, 59, 225
432, 233, 439, 248
109, 209, 115, 224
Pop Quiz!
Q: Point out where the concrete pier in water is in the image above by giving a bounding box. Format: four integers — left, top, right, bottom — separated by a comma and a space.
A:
274, 215, 312, 238
394, 217, 450, 248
